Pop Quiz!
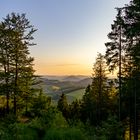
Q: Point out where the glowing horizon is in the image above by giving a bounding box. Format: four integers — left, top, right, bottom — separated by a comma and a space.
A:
33, 58, 92, 75
0, 0, 130, 76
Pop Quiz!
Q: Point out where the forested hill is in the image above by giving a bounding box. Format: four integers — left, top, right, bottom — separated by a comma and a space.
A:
36, 75, 92, 103
40, 75, 90, 82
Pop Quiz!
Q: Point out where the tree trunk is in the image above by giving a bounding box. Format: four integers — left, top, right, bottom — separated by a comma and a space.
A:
14, 54, 18, 115
14, 95, 16, 115
119, 24, 122, 121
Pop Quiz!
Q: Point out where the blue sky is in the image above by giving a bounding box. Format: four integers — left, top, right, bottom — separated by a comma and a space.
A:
0, 0, 130, 75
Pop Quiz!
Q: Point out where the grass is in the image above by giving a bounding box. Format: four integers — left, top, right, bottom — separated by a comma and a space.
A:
66, 89, 85, 103
46, 88, 85, 105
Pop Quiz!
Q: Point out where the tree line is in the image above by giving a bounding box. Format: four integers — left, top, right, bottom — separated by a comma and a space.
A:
57, 0, 140, 139
0, 0, 139, 139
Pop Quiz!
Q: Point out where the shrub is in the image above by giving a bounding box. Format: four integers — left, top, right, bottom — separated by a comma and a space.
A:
9, 123, 38, 140
43, 127, 87, 140
95, 116, 124, 140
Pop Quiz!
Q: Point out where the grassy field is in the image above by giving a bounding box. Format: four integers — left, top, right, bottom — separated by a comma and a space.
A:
66, 88, 85, 103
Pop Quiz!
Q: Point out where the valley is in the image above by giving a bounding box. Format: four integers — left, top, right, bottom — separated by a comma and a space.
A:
38, 75, 92, 103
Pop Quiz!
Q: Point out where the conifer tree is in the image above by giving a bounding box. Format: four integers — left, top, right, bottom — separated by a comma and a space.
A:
124, 1, 140, 139
105, 8, 127, 121
0, 23, 12, 113
81, 53, 109, 125
0, 13, 36, 115
57, 93, 69, 120
91, 53, 109, 124
69, 99, 81, 121
105, 0, 140, 138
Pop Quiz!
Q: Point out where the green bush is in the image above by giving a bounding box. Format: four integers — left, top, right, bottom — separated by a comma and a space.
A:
0, 128, 11, 140
0, 114, 17, 140
28, 107, 67, 139
49, 111, 67, 128
9, 123, 38, 140
43, 127, 87, 140
95, 116, 124, 140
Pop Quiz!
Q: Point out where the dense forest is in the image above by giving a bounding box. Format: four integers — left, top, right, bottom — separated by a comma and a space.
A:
0, 0, 140, 139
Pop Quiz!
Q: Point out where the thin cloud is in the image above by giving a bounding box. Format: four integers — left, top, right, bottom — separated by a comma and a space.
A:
48, 63, 80, 67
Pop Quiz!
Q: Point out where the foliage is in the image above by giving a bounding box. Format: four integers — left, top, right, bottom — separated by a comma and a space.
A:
9, 123, 38, 140
80, 53, 111, 125
1, 0, 140, 138
0, 12, 37, 115
105, 0, 140, 139
95, 116, 124, 140
31, 90, 51, 117
69, 99, 81, 122
57, 93, 69, 120
43, 127, 87, 140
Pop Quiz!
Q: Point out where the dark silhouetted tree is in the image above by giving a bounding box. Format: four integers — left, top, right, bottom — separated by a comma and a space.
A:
105, 8, 127, 121
69, 99, 81, 122
0, 13, 37, 115
57, 93, 69, 120
81, 53, 110, 125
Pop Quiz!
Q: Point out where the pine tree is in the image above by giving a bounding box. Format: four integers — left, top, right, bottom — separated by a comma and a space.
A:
124, 1, 140, 139
105, 1, 140, 138
69, 99, 81, 122
81, 53, 110, 125
81, 84, 96, 124
105, 8, 128, 121
0, 13, 37, 115
57, 93, 69, 120
0, 23, 12, 114
91, 53, 109, 124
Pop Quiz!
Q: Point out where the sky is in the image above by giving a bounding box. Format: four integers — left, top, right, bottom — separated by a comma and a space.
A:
0, 0, 130, 75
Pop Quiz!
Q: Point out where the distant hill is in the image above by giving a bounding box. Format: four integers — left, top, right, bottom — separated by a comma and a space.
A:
40, 75, 89, 82
40, 75, 65, 81
35, 75, 91, 103
77, 77, 92, 87
62, 75, 88, 82
36, 75, 116, 104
